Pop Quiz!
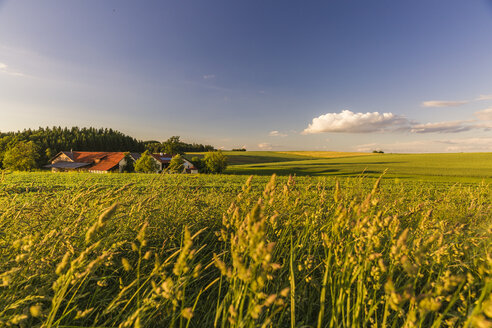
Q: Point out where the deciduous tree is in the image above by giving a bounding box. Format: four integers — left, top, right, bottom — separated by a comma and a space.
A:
134, 151, 158, 173
3, 141, 39, 171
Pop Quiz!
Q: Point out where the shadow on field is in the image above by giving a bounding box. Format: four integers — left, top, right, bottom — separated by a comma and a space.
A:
225, 168, 390, 177
286, 161, 404, 166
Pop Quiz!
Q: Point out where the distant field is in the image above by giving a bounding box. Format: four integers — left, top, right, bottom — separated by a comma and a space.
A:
222, 151, 492, 182
276, 151, 375, 159
186, 151, 313, 165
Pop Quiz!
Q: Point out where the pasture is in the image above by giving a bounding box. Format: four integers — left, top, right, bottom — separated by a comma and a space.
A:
0, 169, 491, 327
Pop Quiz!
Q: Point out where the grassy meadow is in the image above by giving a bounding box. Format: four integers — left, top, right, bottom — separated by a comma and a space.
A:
223, 152, 492, 183
0, 162, 491, 327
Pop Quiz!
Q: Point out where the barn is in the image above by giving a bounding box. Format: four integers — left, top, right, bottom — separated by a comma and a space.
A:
46, 151, 140, 173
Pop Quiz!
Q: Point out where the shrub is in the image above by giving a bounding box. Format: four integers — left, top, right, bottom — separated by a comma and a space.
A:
204, 150, 227, 173
134, 151, 158, 173
191, 157, 207, 173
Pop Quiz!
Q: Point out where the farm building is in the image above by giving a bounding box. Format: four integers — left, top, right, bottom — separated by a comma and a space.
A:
46, 151, 140, 173
151, 153, 198, 173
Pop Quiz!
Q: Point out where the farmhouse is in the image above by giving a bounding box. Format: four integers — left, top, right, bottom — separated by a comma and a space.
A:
46, 151, 140, 173
151, 153, 198, 173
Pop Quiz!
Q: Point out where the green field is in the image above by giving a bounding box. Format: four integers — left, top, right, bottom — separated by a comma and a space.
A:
219, 151, 492, 183
0, 170, 491, 327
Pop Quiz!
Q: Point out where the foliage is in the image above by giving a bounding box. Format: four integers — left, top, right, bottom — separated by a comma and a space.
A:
168, 154, 184, 173
144, 136, 215, 155
2, 141, 39, 171
134, 151, 158, 173
121, 152, 135, 173
232, 148, 246, 151
373, 150, 384, 154
0, 172, 490, 327
0, 136, 18, 169
204, 150, 227, 173
190, 156, 207, 173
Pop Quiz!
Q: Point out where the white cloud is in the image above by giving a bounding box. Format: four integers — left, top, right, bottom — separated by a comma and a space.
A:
421, 100, 468, 107
258, 142, 272, 150
269, 130, 287, 137
0, 62, 7, 69
476, 94, 492, 101
410, 121, 474, 133
421, 93, 492, 107
303, 110, 409, 134
203, 74, 216, 80
475, 108, 492, 121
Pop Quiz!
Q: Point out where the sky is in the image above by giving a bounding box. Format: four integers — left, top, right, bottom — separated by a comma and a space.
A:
1, 0, 492, 152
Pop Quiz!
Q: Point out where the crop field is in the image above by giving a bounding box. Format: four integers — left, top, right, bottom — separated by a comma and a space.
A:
224, 152, 492, 183
275, 151, 375, 159
0, 170, 491, 327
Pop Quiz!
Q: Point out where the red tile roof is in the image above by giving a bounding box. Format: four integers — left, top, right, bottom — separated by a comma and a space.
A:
54, 151, 126, 172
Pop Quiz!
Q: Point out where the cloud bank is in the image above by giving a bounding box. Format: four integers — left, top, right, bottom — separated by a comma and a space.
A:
410, 121, 474, 133
302, 110, 409, 134
303, 108, 492, 135
421, 93, 492, 108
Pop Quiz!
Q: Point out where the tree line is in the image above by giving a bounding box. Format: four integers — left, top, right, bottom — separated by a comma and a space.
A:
0, 127, 216, 170
143, 136, 215, 155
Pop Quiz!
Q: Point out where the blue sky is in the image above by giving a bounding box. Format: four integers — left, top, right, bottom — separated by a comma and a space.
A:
1, 0, 492, 152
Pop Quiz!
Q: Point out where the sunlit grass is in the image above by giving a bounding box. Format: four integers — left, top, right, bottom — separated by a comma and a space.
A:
0, 172, 490, 327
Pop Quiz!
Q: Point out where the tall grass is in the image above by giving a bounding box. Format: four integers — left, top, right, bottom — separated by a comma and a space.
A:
0, 172, 490, 327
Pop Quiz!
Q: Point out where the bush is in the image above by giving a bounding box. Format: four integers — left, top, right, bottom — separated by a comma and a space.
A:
191, 157, 207, 173
204, 150, 227, 173
134, 151, 158, 173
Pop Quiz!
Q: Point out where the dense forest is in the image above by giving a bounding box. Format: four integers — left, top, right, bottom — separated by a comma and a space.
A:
0, 127, 215, 169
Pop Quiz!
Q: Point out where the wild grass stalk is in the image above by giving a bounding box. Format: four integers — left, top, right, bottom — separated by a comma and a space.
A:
0, 172, 490, 327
